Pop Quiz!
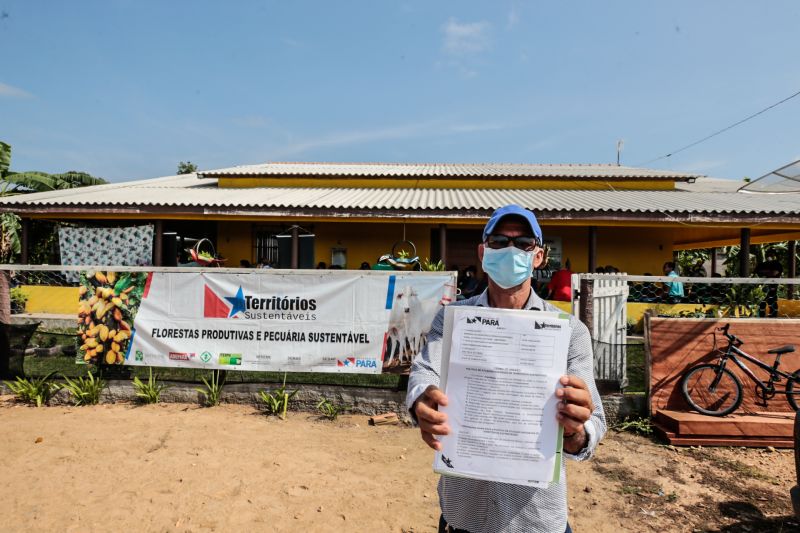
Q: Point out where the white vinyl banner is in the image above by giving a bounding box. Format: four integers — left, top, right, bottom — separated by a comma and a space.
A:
125, 270, 456, 374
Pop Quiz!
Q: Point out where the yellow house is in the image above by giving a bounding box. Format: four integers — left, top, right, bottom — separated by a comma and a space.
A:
3, 161, 800, 278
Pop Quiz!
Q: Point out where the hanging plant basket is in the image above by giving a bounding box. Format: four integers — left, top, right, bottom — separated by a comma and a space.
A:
188, 238, 226, 267
376, 240, 422, 271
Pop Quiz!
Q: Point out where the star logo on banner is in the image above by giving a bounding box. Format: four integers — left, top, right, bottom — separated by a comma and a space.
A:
224, 286, 247, 318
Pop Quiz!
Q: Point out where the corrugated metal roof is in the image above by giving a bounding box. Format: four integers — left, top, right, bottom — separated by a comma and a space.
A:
1, 173, 798, 218
198, 162, 702, 181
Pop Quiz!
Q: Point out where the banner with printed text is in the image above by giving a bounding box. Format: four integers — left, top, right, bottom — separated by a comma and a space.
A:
77, 270, 456, 374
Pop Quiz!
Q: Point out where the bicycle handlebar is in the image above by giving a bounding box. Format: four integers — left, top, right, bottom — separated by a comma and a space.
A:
717, 323, 743, 346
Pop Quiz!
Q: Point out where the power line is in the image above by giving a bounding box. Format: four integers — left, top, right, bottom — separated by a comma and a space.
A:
637, 88, 800, 167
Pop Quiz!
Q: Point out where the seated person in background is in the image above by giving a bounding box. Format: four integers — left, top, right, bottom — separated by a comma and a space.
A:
546, 259, 573, 301
662, 261, 684, 303
460, 265, 479, 298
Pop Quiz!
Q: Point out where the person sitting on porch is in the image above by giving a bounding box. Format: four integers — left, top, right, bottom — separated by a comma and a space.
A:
546, 259, 573, 302
662, 261, 684, 303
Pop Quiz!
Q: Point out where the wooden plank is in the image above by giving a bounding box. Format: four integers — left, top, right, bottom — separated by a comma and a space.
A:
655, 409, 794, 437
648, 318, 800, 415
652, 422, 793, 448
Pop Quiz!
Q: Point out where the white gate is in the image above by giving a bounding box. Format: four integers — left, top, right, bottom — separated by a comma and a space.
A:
572, 274, 629, 388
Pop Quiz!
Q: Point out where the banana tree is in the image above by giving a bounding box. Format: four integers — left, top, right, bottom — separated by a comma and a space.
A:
0, 141, 107, 195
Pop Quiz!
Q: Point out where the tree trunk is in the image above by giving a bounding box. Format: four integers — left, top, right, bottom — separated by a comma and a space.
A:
0, 270, 10, 324
0, 270, 10, 378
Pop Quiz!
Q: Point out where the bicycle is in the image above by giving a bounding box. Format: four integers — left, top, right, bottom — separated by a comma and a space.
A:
680, 323, 797, 416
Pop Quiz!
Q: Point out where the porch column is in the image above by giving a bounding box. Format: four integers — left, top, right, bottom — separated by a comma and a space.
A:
710, 247, 717, 276
153, 220, 163, 266
19, 218, 29, 264
588, 226, 597, 273
439, 224, 447, 267
290, 226, 299, 269
739, 228, 751, 276
789, 240, 797, 300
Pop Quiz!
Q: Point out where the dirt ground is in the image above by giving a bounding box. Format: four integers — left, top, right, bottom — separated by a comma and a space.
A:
1, 397, 798, 533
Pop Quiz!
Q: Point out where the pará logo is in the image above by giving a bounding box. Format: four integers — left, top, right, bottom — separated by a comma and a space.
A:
466, 316, 499, 326
135, 350, 144, 362
200, 351, 212, 363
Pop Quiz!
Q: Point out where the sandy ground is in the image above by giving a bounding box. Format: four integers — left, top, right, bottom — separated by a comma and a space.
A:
1, 397, 798, 533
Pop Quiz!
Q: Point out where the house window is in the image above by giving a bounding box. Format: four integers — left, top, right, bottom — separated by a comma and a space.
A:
254, 230, 279, 266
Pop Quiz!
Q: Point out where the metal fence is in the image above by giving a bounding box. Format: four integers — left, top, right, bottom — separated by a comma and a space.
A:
4, 266, 798, 392
571, 273, 800, 392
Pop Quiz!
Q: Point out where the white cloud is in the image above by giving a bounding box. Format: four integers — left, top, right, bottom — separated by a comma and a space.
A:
281, 38, 302, 48
507, 4, 520, 29
0, 82, 33, 98
441, 18, 491, 55
448, 123, 504, 134
267, 120, 506, 159
231, 115, 271, 128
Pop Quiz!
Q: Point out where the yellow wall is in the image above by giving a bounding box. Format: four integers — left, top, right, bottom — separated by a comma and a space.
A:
217, 221, 253, 265
214, 220, 435, 269
314, 222, 433, 269
214, 220, 677, 273
219, 177, 675, 191
20, 286, 79, 315
541, 226, 675, 275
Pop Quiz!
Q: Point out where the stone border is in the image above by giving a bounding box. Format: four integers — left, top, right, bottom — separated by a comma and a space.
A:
1, 380, 645, 426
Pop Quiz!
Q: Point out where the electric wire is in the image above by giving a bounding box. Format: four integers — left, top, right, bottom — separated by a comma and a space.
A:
637, 88, 800, 166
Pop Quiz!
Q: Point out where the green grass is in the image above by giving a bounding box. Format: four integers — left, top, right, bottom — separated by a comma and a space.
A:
23, 356, 404, 388
626, 342, 646, 393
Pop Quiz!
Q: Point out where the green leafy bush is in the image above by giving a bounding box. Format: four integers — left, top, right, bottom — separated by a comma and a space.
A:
316, 397, 348, 421
614, 416, 653, 436
259, 374, 299, 419
3, 372, 61, 407
62, 372, 105, 406
422, 258, 445, 271
132, 367, 170, 404
196, 370, 225, 407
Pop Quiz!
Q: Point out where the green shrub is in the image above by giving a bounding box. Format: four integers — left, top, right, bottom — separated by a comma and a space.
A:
4, 372, 61, 407
62, 372, 105, 406
614, 416, 653, 436
316, 397, 348, 421
196, 370, 225, 407
132, 367, 170, 404
422, 258, 445, 271
259, 373, 298, 419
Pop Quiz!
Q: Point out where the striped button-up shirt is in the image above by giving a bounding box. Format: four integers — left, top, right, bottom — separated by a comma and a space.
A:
407, 289, 606, 533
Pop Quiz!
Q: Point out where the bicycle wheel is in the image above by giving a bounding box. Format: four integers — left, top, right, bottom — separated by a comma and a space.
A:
785, 370, 800, 411
681, 364, 743, 416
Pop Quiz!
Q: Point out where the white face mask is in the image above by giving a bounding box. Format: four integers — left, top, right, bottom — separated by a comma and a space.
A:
481, 246, 534, 289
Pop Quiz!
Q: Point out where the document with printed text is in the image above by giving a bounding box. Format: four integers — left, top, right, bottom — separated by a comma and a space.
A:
434, 305, 571, 487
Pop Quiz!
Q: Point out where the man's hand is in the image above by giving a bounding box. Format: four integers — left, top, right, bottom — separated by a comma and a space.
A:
555, 375, 593, 454
414, 385, 450, 451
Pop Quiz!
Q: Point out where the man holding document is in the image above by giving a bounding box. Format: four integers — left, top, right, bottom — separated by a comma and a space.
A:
407, 204, 606, 533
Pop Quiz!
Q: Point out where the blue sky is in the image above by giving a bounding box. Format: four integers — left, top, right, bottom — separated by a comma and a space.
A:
2, 1, 799, 182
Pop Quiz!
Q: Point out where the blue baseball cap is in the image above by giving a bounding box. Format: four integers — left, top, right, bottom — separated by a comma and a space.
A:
482, 204, 543, 243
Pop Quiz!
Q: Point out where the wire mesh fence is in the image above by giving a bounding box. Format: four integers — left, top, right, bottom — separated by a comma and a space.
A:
573, 273, 800, 392
4, 267, 799, 392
